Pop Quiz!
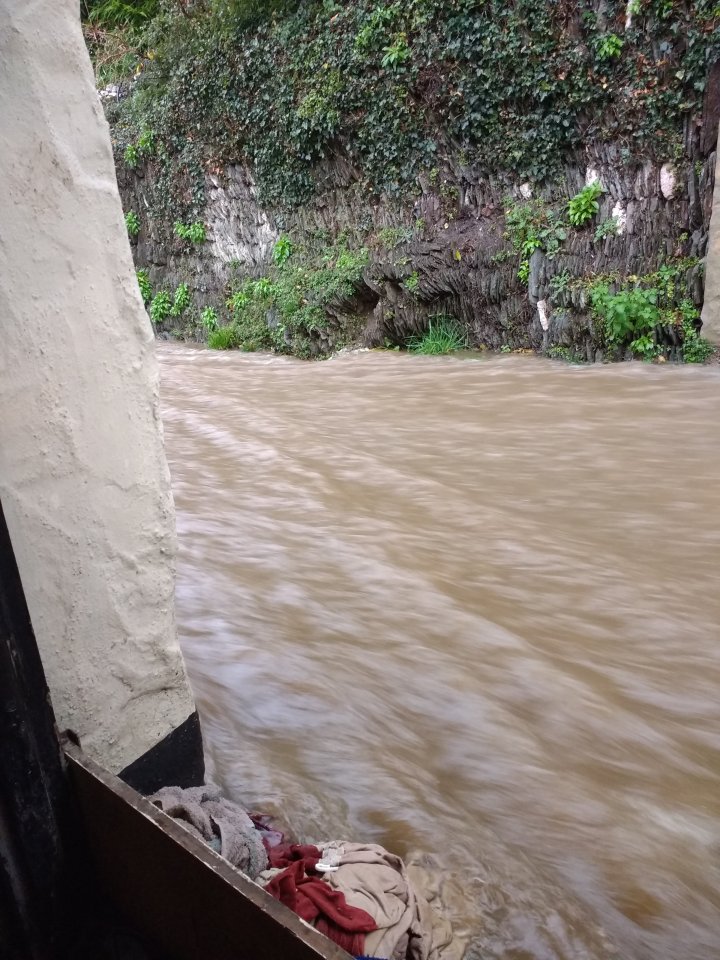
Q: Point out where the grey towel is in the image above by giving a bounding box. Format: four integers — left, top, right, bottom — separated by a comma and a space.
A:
150, 784, 267, 879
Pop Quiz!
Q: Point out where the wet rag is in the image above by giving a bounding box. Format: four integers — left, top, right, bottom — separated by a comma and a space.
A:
264, 844, 377, 955
149, 784, 267, 879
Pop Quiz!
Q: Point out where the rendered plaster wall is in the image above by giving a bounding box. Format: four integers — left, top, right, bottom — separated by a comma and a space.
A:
701, 149, 720, 344
0, 0, 197, 772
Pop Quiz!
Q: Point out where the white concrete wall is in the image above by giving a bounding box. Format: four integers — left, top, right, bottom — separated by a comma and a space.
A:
0, 0, 197, 772
702, 149, 720, 344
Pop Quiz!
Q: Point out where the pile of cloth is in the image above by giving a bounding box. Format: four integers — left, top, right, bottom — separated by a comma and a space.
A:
149, 785, 465, 960
258, 841, 466, 960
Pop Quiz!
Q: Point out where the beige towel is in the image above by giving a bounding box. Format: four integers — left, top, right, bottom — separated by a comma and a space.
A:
320, 842, 466, 960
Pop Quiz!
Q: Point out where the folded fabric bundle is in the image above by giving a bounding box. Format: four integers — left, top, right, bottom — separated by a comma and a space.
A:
149, 784, 268, 880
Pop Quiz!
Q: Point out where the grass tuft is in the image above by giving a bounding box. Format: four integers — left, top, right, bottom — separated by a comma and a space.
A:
207, 326, 239, 350
406, 316, 467, 355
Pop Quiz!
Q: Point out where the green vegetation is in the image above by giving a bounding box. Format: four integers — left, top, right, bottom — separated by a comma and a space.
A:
588, 264, 713, 362
567, 182, 603, 227
504, 199, 567, 260
222, 241, 369, 355
89, 0, 718, 222
273, 235, 293, 266
596, 33, 624, 60
136, 268, 152, 303
124, 144, 138, 168
594, 217, 619, 242
404, 271, 420, 294
407, 316, 466, 355
124, 210, 140, 236
174, 221, 206, 244
680, 302, 715, 363
378, 226, 415, 249
208, 325, 239, 350
200, 306, 219, 331
149, 290, 172, 324
169, 282, 191, 317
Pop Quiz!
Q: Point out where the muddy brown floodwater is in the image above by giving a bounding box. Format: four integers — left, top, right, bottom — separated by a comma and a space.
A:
159, 343, 720, 960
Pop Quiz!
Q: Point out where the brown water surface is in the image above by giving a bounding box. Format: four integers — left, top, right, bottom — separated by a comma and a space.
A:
159, 343, 720, 960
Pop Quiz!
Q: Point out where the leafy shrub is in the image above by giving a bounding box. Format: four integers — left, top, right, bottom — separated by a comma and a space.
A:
549, 271, 571, 299
378, 226, 415, 249
149, 290, 172, 324
504, 200, 567, 260
136, 128, 155, 156
136, 268, 152, 303
124, 144, 139, 168
568, 182, 603, 227
680, 301, 714, 362
169, 283, 191, 317
224, 241, 369, 354
381, 33, 411, 69
124, 210, 140, 236
174, 221, 206, 243
407, 316, 466, 355
200, 306, 219, 332
590, 284, 661, 345
596, 33, 624, 60
273, 235, 293, 265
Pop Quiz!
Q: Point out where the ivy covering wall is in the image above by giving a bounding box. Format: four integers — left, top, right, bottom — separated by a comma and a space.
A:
107, 0, 719, 217
93, 0, 720, 360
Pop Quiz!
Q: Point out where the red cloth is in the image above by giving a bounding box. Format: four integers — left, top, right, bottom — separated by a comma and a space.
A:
269, 843, 322, 870
265, 846, 376, 955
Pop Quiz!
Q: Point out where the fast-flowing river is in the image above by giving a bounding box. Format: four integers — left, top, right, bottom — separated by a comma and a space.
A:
159, 343, 720, 960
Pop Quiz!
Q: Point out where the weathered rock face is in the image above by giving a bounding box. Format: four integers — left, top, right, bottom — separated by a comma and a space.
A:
118, 116, 719, 359
122, 163, 277, 315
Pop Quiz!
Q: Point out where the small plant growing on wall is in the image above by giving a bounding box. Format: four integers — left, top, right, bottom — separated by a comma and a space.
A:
200, 306, 219, 331
174, 221, 206, 243
124, 143, 139, 168
169, 283, 191, 317
125, 210, 140, 237
594, 217, 619, 242
596, 33, 624, 60
568, 182, 603, 227
273, 234, 293, 265
680, 300, 714, 363
149, 291, 172, 325
136, 268, 152, 303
